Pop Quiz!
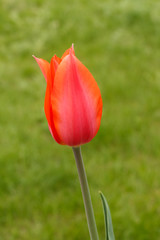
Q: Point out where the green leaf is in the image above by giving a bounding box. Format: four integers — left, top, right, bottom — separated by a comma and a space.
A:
99, 192, 115, 240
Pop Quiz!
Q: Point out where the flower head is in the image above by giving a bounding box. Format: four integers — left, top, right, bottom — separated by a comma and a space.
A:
33, 45, 102, 146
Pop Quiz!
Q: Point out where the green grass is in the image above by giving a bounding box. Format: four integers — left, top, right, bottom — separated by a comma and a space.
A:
0, 0, 160, 239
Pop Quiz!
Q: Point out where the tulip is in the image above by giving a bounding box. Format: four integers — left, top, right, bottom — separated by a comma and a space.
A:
33, 46, 115, 240
33, 45, 102, 146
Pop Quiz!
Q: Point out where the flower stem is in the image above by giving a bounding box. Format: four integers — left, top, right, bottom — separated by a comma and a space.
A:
72, 147, 99, 240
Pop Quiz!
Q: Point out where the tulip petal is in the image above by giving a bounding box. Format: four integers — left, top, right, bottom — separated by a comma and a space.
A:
33, 56, 50, 82
52, 52, 102, 146
44, 56, 64, 144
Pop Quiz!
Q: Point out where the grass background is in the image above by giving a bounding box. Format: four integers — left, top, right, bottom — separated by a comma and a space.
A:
0, 0, 160, 239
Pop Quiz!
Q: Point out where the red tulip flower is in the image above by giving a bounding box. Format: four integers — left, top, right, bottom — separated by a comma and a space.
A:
33, 45, 102, 146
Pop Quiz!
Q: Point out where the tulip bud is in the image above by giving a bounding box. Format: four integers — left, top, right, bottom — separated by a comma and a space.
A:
33, 45, 102, 146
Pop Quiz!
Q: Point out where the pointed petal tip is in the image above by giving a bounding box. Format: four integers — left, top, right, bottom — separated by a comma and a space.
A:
32, 55, 39, 61
71, 43, 75, 55
71, 43, 74, 50
33, 55, 50, 82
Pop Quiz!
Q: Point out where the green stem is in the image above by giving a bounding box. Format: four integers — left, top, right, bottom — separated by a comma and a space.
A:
72, 147, 99, 240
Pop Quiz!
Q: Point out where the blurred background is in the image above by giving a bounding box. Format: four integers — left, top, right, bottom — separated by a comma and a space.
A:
0, 0, 160, 239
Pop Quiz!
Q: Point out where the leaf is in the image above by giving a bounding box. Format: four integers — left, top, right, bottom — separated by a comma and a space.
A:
99, 192, 115, 240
